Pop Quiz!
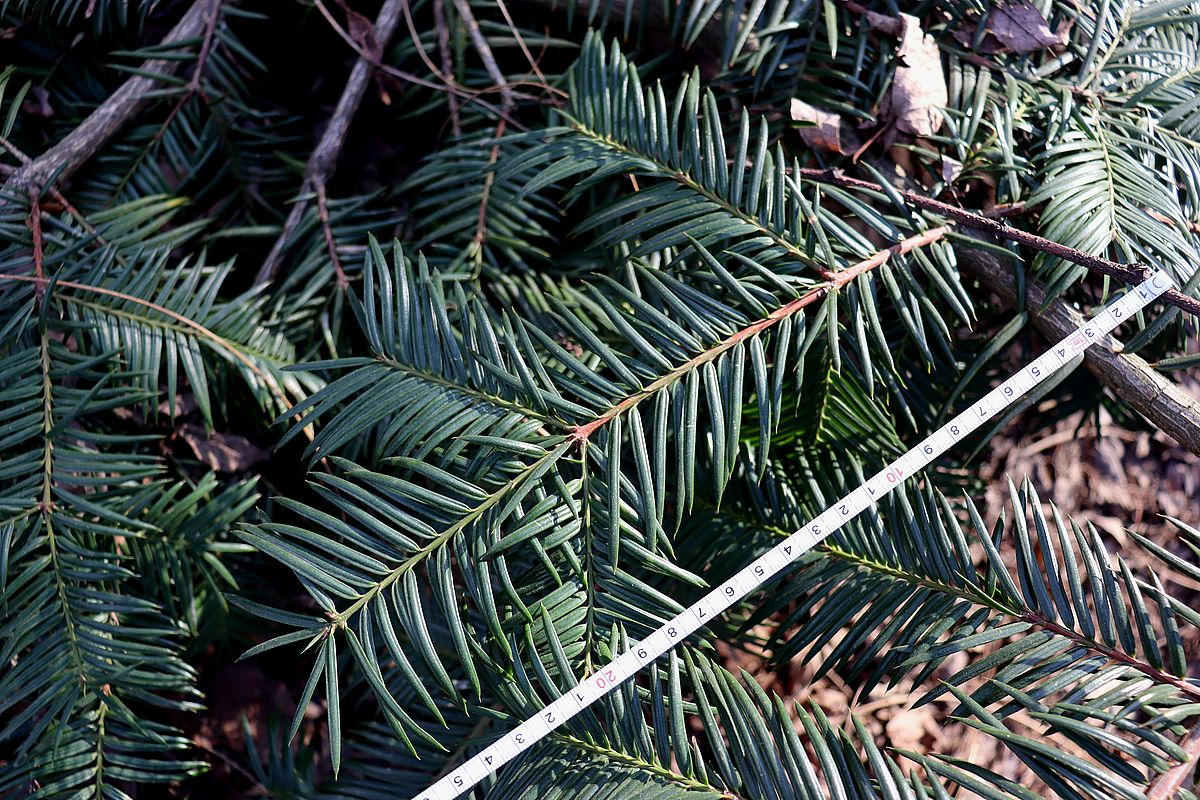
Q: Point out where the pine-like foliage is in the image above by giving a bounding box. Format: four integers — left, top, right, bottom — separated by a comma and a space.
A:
1, 1, 1199, 798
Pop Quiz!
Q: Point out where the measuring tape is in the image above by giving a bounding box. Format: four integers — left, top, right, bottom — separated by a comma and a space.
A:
415, 269, 1176, 800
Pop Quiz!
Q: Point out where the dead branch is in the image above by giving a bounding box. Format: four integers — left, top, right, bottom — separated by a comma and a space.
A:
1149, 720, 1200, 800
450, 0, 515, 114
957, 238, 1200, 457
431, 0, 461, 137
797, 167, 1200, 317
254, 0, 405, 287
2, 0, 216, 202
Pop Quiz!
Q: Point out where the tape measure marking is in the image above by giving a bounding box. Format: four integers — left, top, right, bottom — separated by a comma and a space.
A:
415, 269, 1175, 800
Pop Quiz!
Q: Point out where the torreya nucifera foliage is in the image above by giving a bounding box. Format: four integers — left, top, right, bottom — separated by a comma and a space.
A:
1, 2, 1199, 798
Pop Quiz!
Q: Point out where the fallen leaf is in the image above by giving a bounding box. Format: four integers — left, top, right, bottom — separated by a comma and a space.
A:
179, 423, 269, 473
881, 14, 948, 137
948, 3, 1067, 55
941, 155, 963, 183
158, 393, 200, 418
986, 2, 1066, 54
885, 707, 935, 751
335, 0, 381, 61
789, 98, 858, 154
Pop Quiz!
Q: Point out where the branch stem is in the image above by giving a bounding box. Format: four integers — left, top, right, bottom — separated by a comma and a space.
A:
254, 0, 405, 286
1, 0, 214, 201
1024, 614, 1200, 701
957, 240, 1200, 456
797, 168, 1200, 317
570, 226, 951, 442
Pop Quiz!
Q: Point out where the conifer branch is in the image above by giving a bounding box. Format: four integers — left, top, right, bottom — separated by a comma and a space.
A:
569, 226, 950, 443
796, 168, 1200, 317
957, 240, 1200, 456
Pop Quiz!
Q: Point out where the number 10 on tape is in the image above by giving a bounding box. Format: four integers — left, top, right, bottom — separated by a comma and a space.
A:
415, 269, 1175, 800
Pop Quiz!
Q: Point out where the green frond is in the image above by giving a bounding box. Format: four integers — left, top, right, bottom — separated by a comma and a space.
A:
507, 35, 969, 373
45, 241, 316, 425
1029, 110, 1200, 298
403, 126, 558, 275
125, 473, 258, 636
726, 470, 1200, 798
0, 300, 206, 796
5, 7, 1198, 798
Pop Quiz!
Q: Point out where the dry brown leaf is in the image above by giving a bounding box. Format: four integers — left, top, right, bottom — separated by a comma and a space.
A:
158, 393, 200, 418
789, 98, 858, 154
986, 2, 1066, 54
179, 423, 270, 473
335, 0, 381, 61
885, 706, 935, 751
941, 155, 963, 183
882, 14, 947, 137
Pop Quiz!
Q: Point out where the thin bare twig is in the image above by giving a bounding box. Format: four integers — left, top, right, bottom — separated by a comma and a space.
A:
315, 184, 347, 287
495, 0, 553, 98
958, 239, 1200, 457
471, 120, 506, 259
254, 0, 405, 287
377, 67, 531, 124
1149, 720, 1200, 800
189, 0, 222, 96
1, 0, 214, 202
400, 0, 454, 84
308, 7, 529, 128
431, 0, 461, 137
797, 167, 1200, 317
450, 0, 515, 114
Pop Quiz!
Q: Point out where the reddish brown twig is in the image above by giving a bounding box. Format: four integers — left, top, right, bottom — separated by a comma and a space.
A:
569, 226, 950, 443
1025, 615, 1200, 701
108, 0, 223, 200
1148, 720, 1200, 800
189, 0, 222, 96
27, 187, 44, 303
316, 184, 348, 289
471, 120, 507, 259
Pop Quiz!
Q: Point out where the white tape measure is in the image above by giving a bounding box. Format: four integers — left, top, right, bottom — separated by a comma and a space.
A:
416, 269, 1176, 800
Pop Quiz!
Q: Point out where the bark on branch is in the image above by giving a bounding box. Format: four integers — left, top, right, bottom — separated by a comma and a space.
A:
253, 0, 405, 288
797, 167, 1200, 318
2, 0, 216, 202
958, 240, 1200, 457
1148, 720, 1200, 800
